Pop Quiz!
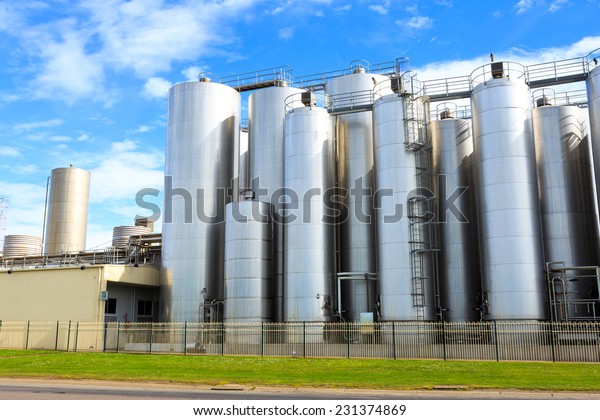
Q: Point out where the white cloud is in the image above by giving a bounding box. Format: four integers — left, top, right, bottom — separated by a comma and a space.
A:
182, 66, 204, 81
0, 181, 47, 238
278, 27, 295, 41
49, 135, 72, 142
143, 77, 172, 99
369, 5, 388, 15
435, 0, 453, 6
334, 5, 352, 12
514, 0, 536, 14
0, 146, 21, 157
128, 125, 154, 134
549, 0, 570, 12
397, 16, 433, 30
13, 119, 64, 133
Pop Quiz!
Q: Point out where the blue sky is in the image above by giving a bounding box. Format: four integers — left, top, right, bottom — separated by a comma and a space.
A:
1, 0, 600, 249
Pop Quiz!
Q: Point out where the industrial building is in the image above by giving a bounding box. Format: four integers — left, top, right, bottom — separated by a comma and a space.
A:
2, 51, 600, 334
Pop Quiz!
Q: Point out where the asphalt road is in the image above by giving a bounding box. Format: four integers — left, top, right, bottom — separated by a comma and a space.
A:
0, 379, 599, 400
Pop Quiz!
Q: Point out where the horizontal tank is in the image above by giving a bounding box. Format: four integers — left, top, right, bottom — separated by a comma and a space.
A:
248, 85, 305, 322
224, 200, 273, 323
471, 67, 546, 321
431, 116, 481, 322
2, 235, 42, 258
44, 166, 90, 254
326, 67, 391, 322
373, 92, 436, 321
161, 80, 240, 322
283, 105, 335, 322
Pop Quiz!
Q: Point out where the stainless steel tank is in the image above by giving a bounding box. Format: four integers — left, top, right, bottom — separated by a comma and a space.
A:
224, 200, 273, 322
112, 225, 153, 248
533, 104, 600, 318
373, 92, 436, 321
431, 116, 481, 322
238, 128, 248, 198
471, 65, 546, 320
43, 166, 90, 254
326, 68, 390, 322
161, 80, 239, 322
283, 105, 335, 322
248, 85, 305, 322
587, 66, 600, 217
2, 235, 42, 258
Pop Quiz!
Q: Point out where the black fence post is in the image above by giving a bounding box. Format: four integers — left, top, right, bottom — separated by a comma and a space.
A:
493, 321, 499, 362
102, 322, 107, 353
549, 321, 556, 362
303, 322, 306, 358
441, 320, 447, 361
25, 321, 30, 350
183, 322, 187, 355
392, 322, 397, 360
115, 321, 120, 353
55, 321, 60, 351
74, 321, 79, 352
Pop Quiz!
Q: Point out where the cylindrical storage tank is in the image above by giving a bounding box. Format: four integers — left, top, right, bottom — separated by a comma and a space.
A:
471, 68, 546, 320
533, 104, 600, 317
224, 200, 273, 323
431, 117, 481, 322
248, 85, 305, 322
373, 93, 436, 321
2, 235, 42, 258
238, 128, 249, 198
283, 106, 335, 322
161, 80, 239, 322
43, 166, 90, 254
326, 68, 391, 322
112, 225, 153, 248
587, 66, 600, 217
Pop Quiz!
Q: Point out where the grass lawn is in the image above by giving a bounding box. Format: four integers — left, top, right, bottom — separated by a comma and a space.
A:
0, 350, 599, 391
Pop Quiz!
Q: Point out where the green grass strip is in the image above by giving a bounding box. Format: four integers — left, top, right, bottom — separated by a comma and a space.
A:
0, 350, 599, 391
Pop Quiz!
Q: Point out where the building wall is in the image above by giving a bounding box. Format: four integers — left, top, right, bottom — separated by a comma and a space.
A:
0, 266, 104, 322
0, 265, 159, 322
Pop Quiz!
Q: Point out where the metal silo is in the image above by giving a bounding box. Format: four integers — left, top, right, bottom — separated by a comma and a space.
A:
326, 65, 390, 322
471, 63, 546, 320
112, 225, 153, 248
161, 80, 239, 322
373, 86, 436, 321
2, 235, 42, 258
533, 102, 600, 320
248, 85, 305, 322
224, 200, 273, 322
588, 66, 600, 215
431, 114, 481, 322
43, 166, 90, 254
283, 105, 335, 322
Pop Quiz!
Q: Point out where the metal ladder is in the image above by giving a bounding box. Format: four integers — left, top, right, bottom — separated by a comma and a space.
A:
404, 95, 436, 321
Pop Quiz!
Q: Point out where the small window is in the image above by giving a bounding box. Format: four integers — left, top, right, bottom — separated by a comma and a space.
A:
137, 300, 153, 316
105, 298, 117, 314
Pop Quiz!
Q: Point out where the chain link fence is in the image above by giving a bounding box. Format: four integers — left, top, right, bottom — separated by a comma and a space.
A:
0, 320, 598, 362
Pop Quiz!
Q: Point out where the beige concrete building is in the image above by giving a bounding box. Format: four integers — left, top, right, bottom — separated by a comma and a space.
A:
0, 264, 159, 322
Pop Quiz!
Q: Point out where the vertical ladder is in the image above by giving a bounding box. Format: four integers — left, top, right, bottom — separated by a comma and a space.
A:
404, 94, 436, 321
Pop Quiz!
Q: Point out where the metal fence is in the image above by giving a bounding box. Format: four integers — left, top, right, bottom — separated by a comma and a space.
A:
0, 321, 598, 362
